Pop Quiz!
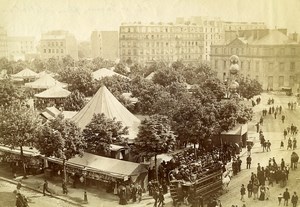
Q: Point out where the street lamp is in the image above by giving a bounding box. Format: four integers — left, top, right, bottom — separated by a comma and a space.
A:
81, 167, 88, 203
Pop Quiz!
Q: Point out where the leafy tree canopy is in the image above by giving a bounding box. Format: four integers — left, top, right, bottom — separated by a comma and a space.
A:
133, 114, 175, 159
0, 79, 26, 107
63, 90, 86, 111
82, 113, 128, 156
238, 76, 263, 100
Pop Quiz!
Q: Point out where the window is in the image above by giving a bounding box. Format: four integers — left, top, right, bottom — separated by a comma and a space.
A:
44, 49, 46, 53
269, 62, 273, 72
290, 62, 295, 71
223, 60, 226, 69
256, 61, 259, 72
278, 76, 284, 87
291, 48, 296, 56
48, 49, 51, 53
215, 60, 218, 68
289, 76, 295, 87
279, 62, 284, 71
61, 49, 63, 53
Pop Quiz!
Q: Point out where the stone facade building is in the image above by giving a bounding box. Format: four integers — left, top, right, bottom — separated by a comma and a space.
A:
39, 30, 78, 60
211, 29, 300, 90
91, 31, 119, 60
119, 22, 204, 64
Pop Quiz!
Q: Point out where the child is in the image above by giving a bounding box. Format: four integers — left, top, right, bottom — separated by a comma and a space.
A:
278, 193, 283, 205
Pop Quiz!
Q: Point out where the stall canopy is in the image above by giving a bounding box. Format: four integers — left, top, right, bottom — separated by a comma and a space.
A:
92, 68, 130, 80
34, 85, 71, 99
221, 123, 248, 135
48, 152, 148, 179
11, 68, 38, 79
72, 85, 141, 140
25, 74, 67, 89
0, 145, 40, 157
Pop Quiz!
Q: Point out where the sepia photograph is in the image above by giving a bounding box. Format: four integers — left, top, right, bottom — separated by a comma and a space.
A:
0, 0, 299, 206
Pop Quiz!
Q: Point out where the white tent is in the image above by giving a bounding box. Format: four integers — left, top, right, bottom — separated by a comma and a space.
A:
34, 85, 71, 98
72, 85, 140, 140
92, 68, 130, 80
11, 68, 38, 79
25, 74, 67, 89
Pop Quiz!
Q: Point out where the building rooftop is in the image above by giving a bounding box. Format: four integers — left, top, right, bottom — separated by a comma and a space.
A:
248, 30, 298, 45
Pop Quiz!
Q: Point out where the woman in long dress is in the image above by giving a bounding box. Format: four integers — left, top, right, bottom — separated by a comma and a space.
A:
259, 185, 266, 201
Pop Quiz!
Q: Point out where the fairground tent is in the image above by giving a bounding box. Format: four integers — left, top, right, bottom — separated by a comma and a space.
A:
92, 68, 130, 80
72, 85, 141, 140
34, 85, 71, 99
11, 68, 38, 79
25, 74, 67, 89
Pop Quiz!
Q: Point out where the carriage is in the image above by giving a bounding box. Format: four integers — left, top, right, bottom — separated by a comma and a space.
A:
169, 170, 223, 206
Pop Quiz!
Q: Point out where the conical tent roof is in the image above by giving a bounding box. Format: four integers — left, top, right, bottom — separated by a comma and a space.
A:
92, 68, 130, 80
34, 85, 71, 98
12, 68, 38, 79
25, 74, 67, 89
72, 85, 140, 139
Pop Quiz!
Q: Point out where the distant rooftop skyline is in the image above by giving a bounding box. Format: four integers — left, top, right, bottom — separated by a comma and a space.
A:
0, 0, 299, 41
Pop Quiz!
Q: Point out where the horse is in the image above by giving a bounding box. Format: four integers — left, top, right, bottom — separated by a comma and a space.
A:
222, 170, 233, 193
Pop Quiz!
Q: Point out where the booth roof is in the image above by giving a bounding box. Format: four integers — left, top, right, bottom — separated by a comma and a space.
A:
49, 152, 148, 178
0, 145, 40, 157
221, 123, 248, 135
34, 86, 71, 98
92, 68, 130, 80
25, 74, 67, 89
12, 68, 38, 79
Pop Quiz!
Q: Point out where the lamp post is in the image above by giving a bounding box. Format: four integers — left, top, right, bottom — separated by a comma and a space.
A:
82, 167, 88, 203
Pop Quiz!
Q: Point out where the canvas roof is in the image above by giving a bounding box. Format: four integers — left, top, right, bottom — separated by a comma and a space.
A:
92, 68, 130, 80
222, 123, 248, 135
25, 74, 67, 89
34, 85, 71, 98
72, 85, 140, 139
48, 152, 148, 178
11, 68, 38, 79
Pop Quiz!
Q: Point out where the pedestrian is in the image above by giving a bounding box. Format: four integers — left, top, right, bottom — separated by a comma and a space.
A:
291, 192, 298, 207
137, 185, 143, 203
280, 105, 282, 114
158, 187, 164, 207
278, 193, 283, 205
275, 111, 277, 119
119, 187, 127, 205
247, 144, 252, 156
240, 184, 246, 202
259, 185, 266, 201
293, 138, 297, 150
284, 129, 288, 139
267, 140, 271, 152
265, 186, 270, 200
282, 115, 285, 123
43, 180, 52, 196
256, 122, 260, 133
246, 155, 252, 169
131, 184, 137, 202
283, 188, 290, 206
247, 181, 253, 198
280, 140, 284, 149
153, 187, 159, 207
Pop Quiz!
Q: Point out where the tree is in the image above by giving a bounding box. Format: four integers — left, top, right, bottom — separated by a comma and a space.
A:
0, 79, 26, 107
131, 76, 165, 114
31, 58, 46, 72
152, 67, 186, 87
63, 90, 86, 111
62, 55, 75, 68
82, 113, 128, 156
114, 63, 129, 76
133, 115, 175, 180
58, 66, 95, 96
0, 105, 42, 178
238, 76, 263, 100
35, 114, 85, 187
46, 57, 61, 73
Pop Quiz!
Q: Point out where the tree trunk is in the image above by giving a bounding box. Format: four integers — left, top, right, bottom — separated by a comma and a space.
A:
63, 158, 67, 182
155, 154, 158, 182
20, 145, 27, 179
194, 143, 197, 160
219, 132, 223, 148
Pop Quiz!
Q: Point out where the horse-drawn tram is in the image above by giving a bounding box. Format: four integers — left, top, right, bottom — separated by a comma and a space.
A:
169, 170, 223, 206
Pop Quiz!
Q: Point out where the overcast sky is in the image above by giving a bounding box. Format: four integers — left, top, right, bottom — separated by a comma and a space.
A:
0, 0, 299, 41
